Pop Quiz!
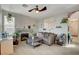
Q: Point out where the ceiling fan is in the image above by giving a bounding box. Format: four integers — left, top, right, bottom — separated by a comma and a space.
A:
28, 5, 47, 13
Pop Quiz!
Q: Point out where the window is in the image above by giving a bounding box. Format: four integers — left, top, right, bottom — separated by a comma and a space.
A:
4, 16, 15, 38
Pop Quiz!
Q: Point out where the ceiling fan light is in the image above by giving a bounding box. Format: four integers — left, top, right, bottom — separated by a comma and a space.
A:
36, 10, 39, 13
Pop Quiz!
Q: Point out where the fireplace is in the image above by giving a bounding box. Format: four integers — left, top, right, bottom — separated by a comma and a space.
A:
21, 33, 29, 41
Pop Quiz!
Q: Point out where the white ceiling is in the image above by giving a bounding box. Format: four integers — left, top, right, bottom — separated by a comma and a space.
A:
1, 4, 79, 19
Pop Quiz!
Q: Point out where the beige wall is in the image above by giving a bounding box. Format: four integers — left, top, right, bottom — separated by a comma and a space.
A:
0, 5, 2, 55
68, 20, 78, 36
69, 11, 79, 37
0, 5, 2, 32
39, 14, 68, 35
15, 14, 38, 32
2, 10, 38, 32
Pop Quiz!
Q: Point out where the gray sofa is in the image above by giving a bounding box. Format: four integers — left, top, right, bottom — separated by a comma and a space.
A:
27, 32, 66, 47
27, 36, 41, 47
39, 32, 56, 46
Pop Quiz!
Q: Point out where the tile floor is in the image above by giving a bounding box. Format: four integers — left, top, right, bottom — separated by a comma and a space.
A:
13, 39, 79, 55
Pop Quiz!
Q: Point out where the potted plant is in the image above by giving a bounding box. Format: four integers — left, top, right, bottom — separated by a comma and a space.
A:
13, 31, 20, 45
14, 31, 19, 38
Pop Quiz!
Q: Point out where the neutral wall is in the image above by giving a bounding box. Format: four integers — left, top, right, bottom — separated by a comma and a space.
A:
0, 5, 2, 31
2, 10, 69, 35
2, 10, 38, 33
38, 14, 68, 35
0, 5, 2, 54
69, 20, 78, 36
0, 5, 2, 41
69, 11, 79, 39
15, 14, 38, 32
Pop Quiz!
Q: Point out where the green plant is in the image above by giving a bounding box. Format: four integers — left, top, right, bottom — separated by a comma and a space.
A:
14, 31, 20, 37
61, 18, 68, 23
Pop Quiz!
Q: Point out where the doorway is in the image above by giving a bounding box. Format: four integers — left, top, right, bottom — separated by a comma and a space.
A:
68, 19, 79, 44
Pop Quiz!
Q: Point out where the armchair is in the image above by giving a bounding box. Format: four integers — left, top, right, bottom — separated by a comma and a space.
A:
56, 34, 66, 46
42, 33, 55, 46
27, 36, 41, 48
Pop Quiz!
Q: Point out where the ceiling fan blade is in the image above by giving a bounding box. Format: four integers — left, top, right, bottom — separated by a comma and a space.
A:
28, 9, 34, 12
39, 6, 47, 11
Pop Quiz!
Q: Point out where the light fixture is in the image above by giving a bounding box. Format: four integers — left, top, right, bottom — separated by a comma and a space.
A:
28, 5, 47, 13
7, 5, 13, 22
7, 13, 12, 22
36, 10, 39, 13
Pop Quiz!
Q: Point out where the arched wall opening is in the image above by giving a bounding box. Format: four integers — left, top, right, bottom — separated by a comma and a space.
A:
68, 11, 79, 44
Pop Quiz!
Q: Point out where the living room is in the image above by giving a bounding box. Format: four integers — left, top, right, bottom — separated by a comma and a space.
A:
0, 4, 79, 55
